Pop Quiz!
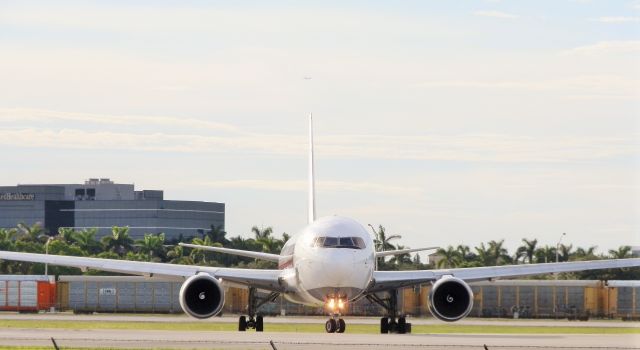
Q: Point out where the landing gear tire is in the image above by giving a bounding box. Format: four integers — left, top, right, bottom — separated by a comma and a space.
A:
397, 317, 407, 334
239, 287, 279, 332
239, 316, 247, 332
337, 318, 346, 333
380, 317, 389, 334
325, 319, 337, 333
388, 319, 397, 333
380, 316, 410, 334
368, 291, 411, 334
256, 315, 264, 332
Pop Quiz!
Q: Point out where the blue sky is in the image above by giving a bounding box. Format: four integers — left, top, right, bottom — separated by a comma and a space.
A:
0, 0, 638, 254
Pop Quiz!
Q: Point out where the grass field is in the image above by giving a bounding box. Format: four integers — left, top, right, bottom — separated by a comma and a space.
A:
0, 319, 637, 334
0, 348, 171, 350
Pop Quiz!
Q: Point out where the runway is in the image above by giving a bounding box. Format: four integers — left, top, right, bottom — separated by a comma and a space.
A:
0, 314, 638, 349
0, 328, 638, 349
2, 313, 638, 328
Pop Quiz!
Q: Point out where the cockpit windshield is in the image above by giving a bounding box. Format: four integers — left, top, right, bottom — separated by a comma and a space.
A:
312, 236, 366, 249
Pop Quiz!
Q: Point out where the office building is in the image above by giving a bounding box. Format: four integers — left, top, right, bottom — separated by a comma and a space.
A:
0, 179, 224, 240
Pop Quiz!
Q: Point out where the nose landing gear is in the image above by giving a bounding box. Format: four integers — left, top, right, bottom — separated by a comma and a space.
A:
324, 296, 347, 333
325, 316, 346, 333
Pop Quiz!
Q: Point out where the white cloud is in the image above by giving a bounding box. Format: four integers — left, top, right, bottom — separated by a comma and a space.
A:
0, 108, 242, 134
0, 123, 635, 163
200, 180, 423, 197
473, 10, 519, 19
414, 75, 639, 99
561, 40, 640, 55
589, 16, 640, 23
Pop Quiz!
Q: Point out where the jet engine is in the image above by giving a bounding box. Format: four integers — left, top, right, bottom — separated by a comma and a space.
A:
427, 276, 473, 322
179, 273, 225, 319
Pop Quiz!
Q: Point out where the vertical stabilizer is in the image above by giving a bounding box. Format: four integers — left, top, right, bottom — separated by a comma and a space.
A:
308, 113, 316, 224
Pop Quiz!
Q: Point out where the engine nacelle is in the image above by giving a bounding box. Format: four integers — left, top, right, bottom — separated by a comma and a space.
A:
179, 273, 225, 319
428, 276, 473, 322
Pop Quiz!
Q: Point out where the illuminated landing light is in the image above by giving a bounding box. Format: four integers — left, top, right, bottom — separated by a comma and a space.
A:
325, 297, 347, 313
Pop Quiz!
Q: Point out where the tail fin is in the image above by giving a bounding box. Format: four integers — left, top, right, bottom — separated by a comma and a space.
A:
308, 113, 316, 224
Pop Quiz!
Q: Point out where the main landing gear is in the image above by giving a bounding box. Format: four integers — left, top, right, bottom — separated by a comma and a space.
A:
238, 287, 279, 332
366, 290, 411, 334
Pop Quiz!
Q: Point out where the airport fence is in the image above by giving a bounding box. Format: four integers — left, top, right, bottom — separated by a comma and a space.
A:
0, 275, 637, 320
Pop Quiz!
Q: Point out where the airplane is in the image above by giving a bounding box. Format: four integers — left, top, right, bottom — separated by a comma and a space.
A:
0, 115, 639, 334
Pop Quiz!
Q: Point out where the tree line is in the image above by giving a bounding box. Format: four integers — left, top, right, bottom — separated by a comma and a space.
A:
0, 223, 636, 280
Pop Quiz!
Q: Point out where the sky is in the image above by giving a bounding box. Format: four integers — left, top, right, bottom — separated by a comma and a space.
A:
0, 0, 638, 256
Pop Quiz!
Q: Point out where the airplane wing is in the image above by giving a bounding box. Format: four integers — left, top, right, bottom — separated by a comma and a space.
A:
178, 243, 282, 262
375, 247, 439, 258
369, 258, 640, 293
0, 251, 284, 292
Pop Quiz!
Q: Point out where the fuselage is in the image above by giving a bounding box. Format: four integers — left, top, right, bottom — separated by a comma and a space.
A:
278, 216, 375, 308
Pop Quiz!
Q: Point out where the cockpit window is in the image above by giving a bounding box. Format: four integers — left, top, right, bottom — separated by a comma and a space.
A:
339, 237, 354, 247
324, 237, 338, 247
352, 237, 366, 249
311, 236, 366, 249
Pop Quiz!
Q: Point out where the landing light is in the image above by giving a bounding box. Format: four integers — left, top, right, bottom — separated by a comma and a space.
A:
326, 297, 346, 312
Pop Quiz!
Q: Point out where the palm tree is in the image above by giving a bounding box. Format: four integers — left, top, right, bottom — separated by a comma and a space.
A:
575, 246, 598, 260
56, 227, 76, 244
488, 239, 511, 265
388, 245, 412, 266
256, 235, 280, 254
188, 236, 221, 265
137, 233, 166, 261
101, 226, 134, 256
558, 244, 573, 262
456, 245, 474, 262
535, 245, 556, 263
609, 245, 632, 259
371, 225, 401, 252
252, 226, 273, 240
370, 225, 401, 269
229, 235, 254, 251
17, 222, 47, 244
72, 228, 100, 255
167, 245, 194, 265
436, 245, 460, 268
0, 228, 17, 250
475, 243, 493, 266
516, 238, 538, 264
207, 225, 228, 245
0, 228, 17, 273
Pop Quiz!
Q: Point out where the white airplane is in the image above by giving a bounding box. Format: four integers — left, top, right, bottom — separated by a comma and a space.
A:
0, 115, 638, 334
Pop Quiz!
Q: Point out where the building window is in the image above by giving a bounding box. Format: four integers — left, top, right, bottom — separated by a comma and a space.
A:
75, 189, 85, 200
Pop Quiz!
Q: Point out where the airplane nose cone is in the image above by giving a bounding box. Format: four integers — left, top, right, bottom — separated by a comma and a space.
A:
321, 251, 355, 285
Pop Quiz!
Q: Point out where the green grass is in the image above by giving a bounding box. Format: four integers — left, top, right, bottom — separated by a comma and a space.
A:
0, 319, 637, 334
0, 347, 195, 350
0, 348, 153, 350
